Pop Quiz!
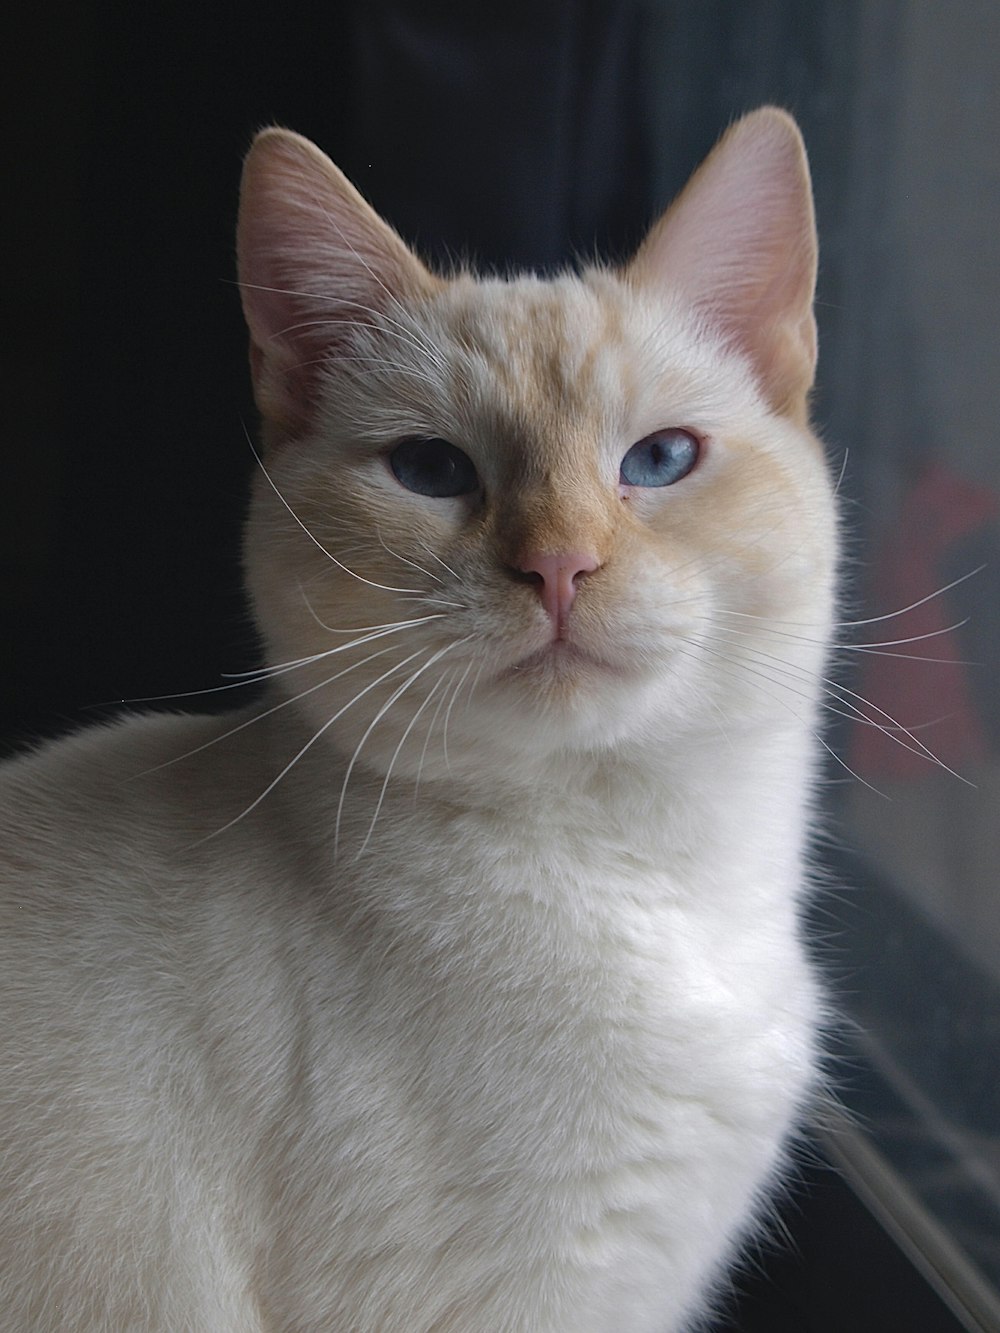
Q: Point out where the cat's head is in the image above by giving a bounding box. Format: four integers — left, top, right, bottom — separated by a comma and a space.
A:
237, 110, 836, 788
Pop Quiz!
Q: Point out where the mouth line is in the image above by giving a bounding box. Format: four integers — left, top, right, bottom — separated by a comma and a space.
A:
504, 639, 625, 679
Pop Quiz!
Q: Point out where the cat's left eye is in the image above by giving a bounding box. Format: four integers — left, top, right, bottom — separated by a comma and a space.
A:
389, 438, 479, 498
620, 429, 700, 487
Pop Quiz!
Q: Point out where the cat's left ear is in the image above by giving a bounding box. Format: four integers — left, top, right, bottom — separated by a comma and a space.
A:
628, 107, 818, 422
237, 128, 439, 434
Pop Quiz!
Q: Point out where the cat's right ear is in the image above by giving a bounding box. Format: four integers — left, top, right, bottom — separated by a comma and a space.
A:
627, 108, 818, 423
237, 128, 438, 435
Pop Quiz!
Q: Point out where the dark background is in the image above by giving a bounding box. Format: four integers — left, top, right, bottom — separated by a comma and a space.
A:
5, 0, 865, 752
3, 2, 971, 1328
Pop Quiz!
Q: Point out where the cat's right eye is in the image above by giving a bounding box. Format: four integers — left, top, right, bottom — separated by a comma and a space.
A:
388, 438, 479, 498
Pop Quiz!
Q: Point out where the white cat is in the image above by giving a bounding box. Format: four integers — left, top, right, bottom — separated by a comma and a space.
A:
0, 108, 837, 1331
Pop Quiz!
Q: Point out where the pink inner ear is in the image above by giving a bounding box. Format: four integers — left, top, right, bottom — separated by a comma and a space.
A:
629, 109, 818, 417
238, 217, 335, 430
238, 264, 330, 433
236, 128, 436, 433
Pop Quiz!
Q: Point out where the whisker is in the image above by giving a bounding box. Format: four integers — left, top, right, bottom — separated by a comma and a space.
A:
101, 621, 438, 711
414, 664, 461, 800
194, 647, 429, 847
223, 621, 443, 679
306, 613, 453, 637
374, 526, 443, 585
680, 639, 890, 797
400, 593, 467, 612
814, 731, 889, 798
699, 630, 974, 784
402, 594, 469, 613
88, 676, 267, 710
292, 578, 447, 638
415, 540, 461, 582
831, 446, 850, 499
241, 423, 424, 594
716, 565, 985, 631
707, 612, 975, 660
356, 670, 456, 859
336, 639, 473, 856
441, 660, 476, 772
818, 679, 974, 786
134, 642, 406, 779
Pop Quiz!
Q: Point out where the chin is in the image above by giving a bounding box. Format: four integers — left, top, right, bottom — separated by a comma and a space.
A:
468, 658, 672, 760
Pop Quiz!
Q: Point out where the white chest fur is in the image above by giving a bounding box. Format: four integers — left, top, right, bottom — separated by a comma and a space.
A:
0, 698, 818, 1333
222, 756, 818, 1332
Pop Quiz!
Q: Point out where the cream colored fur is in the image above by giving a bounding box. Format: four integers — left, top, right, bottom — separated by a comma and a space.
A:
0, 109, 837, 1331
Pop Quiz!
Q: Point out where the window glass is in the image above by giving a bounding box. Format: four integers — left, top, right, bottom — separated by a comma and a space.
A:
803, 3, 1000, 1323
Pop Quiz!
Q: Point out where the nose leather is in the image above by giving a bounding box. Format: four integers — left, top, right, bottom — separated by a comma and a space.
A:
518, 551, 599, 637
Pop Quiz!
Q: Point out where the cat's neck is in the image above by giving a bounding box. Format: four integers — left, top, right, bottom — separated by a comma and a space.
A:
252, 688, 816, 897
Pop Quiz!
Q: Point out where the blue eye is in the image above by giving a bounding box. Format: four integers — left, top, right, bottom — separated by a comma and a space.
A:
389, 438, 479, 497
620, 429, 700, 487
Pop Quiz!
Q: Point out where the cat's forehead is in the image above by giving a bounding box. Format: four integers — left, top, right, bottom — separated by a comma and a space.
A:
410, 270, 755, 446
433, 272, 630, 400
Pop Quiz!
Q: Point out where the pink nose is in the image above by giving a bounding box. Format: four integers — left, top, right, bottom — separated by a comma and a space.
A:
518, 551, 600, 635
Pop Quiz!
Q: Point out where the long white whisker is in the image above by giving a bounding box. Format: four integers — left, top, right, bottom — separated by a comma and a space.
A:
415, 664, 460, 799
416, 540, 460, 581
135, 642, 406, 779
829, 644, 974, 666
195, 647, 429, 847
241, 423, 423, 594
401, 593, 467, 611
223, 621, 443, 679
335, 639, 473, 856
700, 630, 974, 784
717, 565, 985, 631
707, 612, 974, 659
441, 660, 476, 772
106, 621, 435, 711
295, 613, 449, 639
831, 446, 850, 499
814, 731, 889, 797
692, 637, 825, 720
356, 669, 456, 860
293, 577, 447, 638
375, 526, 443, 585
817, 678, 973, 785
679, 640, 889, 797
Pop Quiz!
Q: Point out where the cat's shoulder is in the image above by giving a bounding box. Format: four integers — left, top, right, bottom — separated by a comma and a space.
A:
0, 709, 263, 882
1, 709, 223, 794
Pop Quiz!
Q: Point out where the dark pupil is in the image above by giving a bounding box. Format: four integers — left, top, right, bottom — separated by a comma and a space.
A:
390, 438, 477, 497
415, 444, 454, 488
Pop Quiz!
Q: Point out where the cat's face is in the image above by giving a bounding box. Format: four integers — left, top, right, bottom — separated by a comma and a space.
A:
238, 112, 836, 786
